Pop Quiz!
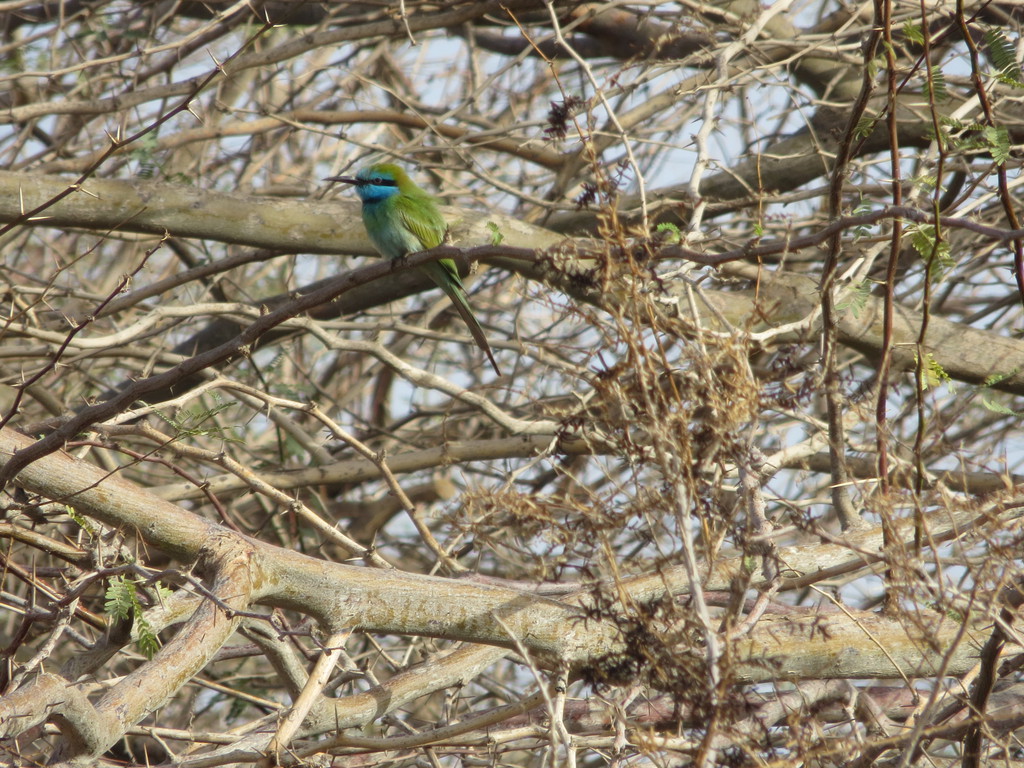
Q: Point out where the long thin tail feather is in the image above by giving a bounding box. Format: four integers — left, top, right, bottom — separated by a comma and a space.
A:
421, 260, 501, 376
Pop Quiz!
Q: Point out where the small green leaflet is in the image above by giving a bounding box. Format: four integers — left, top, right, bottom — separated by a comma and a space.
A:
981, 369, 1024, 416
918, 352, 956, 393
836, 281, 870, 319
105, 575, 171, 660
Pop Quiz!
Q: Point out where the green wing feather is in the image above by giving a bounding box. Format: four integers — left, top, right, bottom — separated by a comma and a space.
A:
393, 187, 501, 376
396, 192, 445, 251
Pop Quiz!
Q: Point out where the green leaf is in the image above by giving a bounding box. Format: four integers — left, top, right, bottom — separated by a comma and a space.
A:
908, 223, 953, 279
911, 174, 937, 196
153, 398, 240, 441
902, 21, 924, 46
983, 125, 1011, 165
104, 575, 165, 659
850, 198, 874, 239
854, 115, 878, 139
985, 27, 1023, 87
984, 369, 1020, 387
930, 68, 948, 102
939, 116, 1012, 163
851, 199, 873, 216
130, 132, 161, 179
981, 396, 1024, 416
836, 281, 870, 319
154, 581, 174, 603
65, 505, 97, 536
977, 368, 1024, 415
104, 576, 137, 620
918, 353, 956, 393
485, 221, 504, 245
135, 613, 160, 660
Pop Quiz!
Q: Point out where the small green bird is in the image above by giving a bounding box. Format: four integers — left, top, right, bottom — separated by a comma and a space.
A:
327, 163, 500, 376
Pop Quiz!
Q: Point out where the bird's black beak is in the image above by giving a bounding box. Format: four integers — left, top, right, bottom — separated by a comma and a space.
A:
325, 175, 358, 185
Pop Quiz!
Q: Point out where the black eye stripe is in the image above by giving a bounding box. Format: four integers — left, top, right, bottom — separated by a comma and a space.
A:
357, 177, 398, 187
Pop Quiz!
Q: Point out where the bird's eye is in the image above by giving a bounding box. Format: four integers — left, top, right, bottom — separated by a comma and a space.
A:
372, 177, 384, 185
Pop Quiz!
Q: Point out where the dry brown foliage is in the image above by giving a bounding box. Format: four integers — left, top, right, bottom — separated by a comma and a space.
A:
2, 2, 1024, 767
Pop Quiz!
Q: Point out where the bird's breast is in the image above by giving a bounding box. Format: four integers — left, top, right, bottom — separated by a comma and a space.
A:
361, 201, 423, 260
